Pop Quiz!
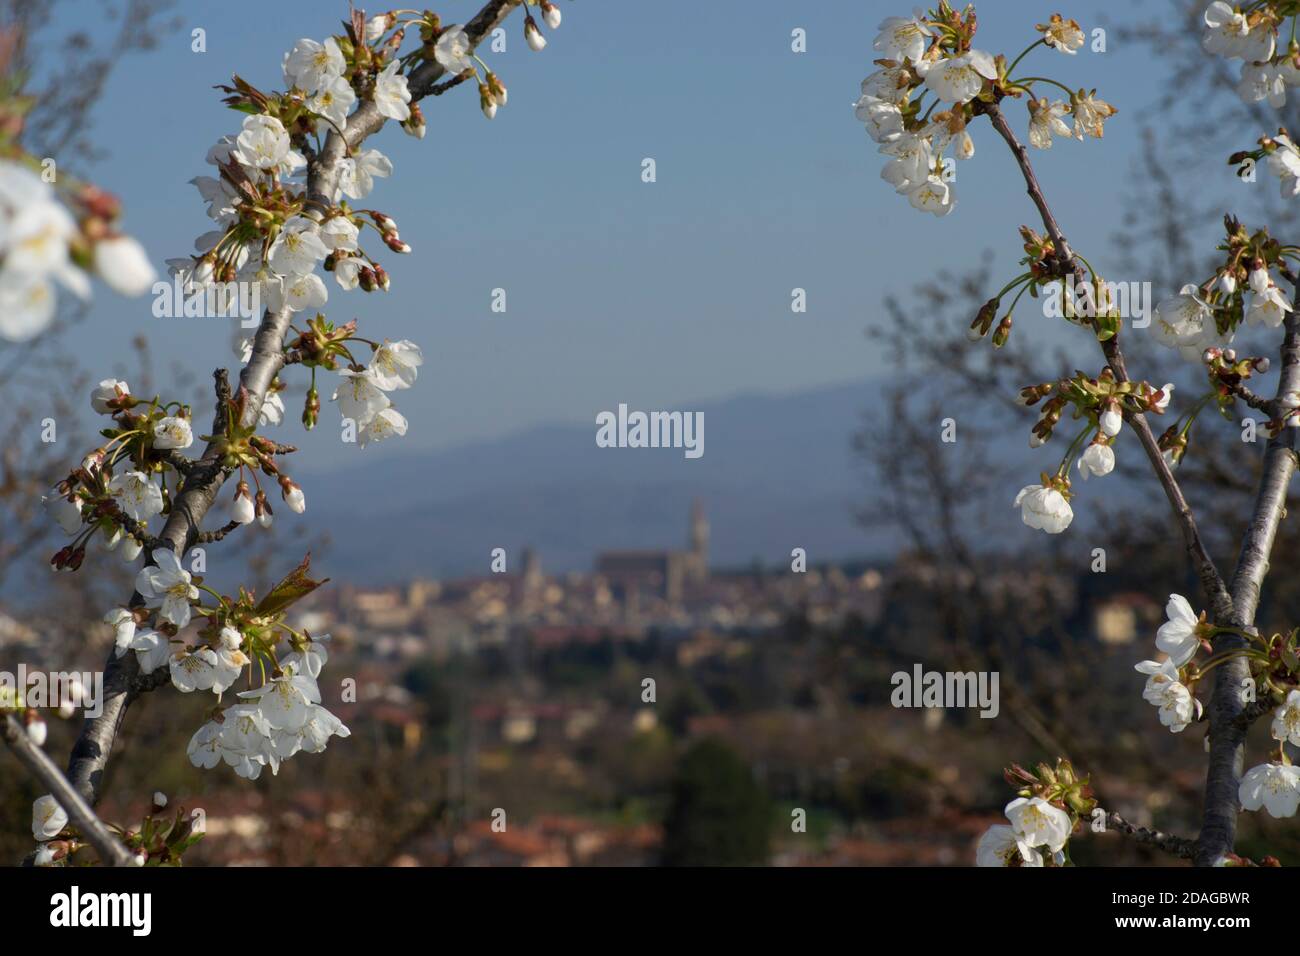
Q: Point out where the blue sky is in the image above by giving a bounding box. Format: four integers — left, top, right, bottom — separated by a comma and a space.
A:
58, 0, 1204, 466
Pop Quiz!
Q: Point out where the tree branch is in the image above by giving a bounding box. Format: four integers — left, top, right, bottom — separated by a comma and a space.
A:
979, 99, 1235, 623
62, 0, 524, 808
1105, 811, 1197, 860
3, 714, 132, 866
1197, 306, 1300, 866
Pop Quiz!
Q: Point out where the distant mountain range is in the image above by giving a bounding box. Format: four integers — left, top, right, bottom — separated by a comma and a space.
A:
301, 380, 893, 584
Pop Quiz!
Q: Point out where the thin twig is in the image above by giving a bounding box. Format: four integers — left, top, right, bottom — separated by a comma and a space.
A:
978, 98, 1234, 623
3, 714, 132, 866
1105, 811, 1197, 860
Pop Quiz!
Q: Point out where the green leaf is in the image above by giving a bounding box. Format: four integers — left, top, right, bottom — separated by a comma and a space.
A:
255, 553, 329, 617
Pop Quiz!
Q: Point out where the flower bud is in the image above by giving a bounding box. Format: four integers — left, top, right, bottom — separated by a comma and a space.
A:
991, 314, 1012, 348
541, 0, 562, 29
384, 232, 411, 253
90, 379, 131, 415
303, 384, 320, 430
255, 490, 274, 528
524, 14, 547, 51
232, 481, 255, 525
1099, 401, 1122, 438
402, 102, 427, 139
970, 298, 998, 338
479, 83, 498, 119
487, 72, 508, 107
121, 535, 143, 562
23, 711, 47, 747
279, 477, 306, 514
94, 235, 157, 296
152, 791, 168, 811
954, 129, 974, 160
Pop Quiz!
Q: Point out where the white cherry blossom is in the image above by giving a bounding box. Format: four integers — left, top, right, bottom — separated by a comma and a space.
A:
1271, 689, 1300, 746
135, 549, 199, 628
373, 61, 411, 122
1028, 98, 1073, 150
269, 218, 328, 276
1240, 762, 1300, 818
107, 470, 164, 521
906, 175, 954, 216
368, 339, 423, 390
358, 407, 408, 448
104, 607, 136, 658
130, 628, 171, 674
94, 236, 156, 295
234, 115, 291, 171
90, 379, 130, 414
976, 824, 1042, 867
923, 50, 997, 104
1247, 282, 1293, 328
153, 414, 194, 450
333, 368, 390, 424
284, 37, 345, 94
43, 492, 83, 534
32, 795, 67, 841
434, 25, 474, 73
1239, 62, 1286, 108
238, 665, 321, 731
308, 75, 356, 129
1155, 593, 1203, 666
1202, 2, 1249, 58
1077, 442, 1114, 479
874, 13, 932, 64
1004, 796, 1071, 852
337, 148, 393, 199
1014, 483, 1073, 534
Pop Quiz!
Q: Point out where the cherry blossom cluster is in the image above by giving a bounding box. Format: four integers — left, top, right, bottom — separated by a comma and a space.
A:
854, 6, 1114, 217
1132, 592, 1300, 819
1152, 217, 1293, 359
43, 382, 195, 570
0, 161, 154, 341
1012, 365, 1172, 535
1135, 595, 1212, 734
241, 318, 423, 447
1200, 3, 1296, 108
976, 760, 1095, 867
32, 791, 204, 867
104, 553, 348, 781
42, 373, 316, 570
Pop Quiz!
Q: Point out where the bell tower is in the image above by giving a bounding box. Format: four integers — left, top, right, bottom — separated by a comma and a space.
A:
689, 498, 708, 581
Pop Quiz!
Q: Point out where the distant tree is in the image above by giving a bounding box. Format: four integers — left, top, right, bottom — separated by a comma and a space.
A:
661, 737, 770, 866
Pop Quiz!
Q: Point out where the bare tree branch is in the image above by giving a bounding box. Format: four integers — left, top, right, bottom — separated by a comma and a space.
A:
1105, 810, 1197, 860
3, 714, 132, 865
1198, 306, 1300, 866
